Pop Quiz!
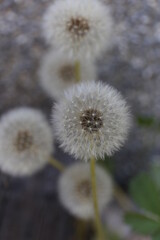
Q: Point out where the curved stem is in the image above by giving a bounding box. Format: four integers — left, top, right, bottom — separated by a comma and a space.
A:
49, 157, 65, 172
75, 60, 81, 83
114, 184, 135, 211
90, 157, 106, 240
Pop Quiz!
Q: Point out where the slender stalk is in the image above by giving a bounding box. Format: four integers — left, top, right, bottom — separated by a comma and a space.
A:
90, 157, 106, 240
49, 157, 65, 172
114, 184, 135, 211
75, 60, 81, 83
114, 185, 160, 222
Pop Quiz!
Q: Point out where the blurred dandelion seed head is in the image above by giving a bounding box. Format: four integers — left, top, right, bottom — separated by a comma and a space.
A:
39, 50, 96, 100
0, 108, 53, 176
43, 0, 114, 58
58, 163, 113, 219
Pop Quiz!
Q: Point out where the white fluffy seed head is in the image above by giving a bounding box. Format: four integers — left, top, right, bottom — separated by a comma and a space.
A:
53, 82, 131, 161
58, 163, 113, 219
39, 50, 96, 100
0, 108, 53, 176
43, 0, 114, 59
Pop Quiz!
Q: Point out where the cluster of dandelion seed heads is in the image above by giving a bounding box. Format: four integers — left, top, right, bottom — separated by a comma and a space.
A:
39, 50, 96, 100
43, 0, 114, 58
58, 163, 113, 219
0, 108, 53, 176
53, 82, 131, 161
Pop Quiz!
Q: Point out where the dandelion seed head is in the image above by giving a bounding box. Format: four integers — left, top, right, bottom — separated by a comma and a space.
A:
0, 108, 53, 176
43, 0, 114, 58
39, 50, 96, 100
53, 82, 131, 161
58, 163, 113, 219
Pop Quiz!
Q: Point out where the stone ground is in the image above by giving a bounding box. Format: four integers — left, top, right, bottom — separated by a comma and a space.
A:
0, 0, 160, 239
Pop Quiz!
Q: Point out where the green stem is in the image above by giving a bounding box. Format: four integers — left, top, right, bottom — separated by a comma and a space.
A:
75, 60, 81, 83
49, 157, 65, 172
90, 157, 106, 240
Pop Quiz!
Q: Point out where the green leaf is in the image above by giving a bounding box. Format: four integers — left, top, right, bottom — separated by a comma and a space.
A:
152, 231, 160, 240
109, 234, 122, 240
151, 163, 160, 190
137, 116, 155, 127
125, 212, 160, 235
130, 173, 160, 216
153, 234, 160, 240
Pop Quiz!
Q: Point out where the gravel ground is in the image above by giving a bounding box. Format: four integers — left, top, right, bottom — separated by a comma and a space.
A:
0, 0, 160, 239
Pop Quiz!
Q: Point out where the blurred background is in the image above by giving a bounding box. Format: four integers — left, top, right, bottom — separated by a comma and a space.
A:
0, 0, 160, 239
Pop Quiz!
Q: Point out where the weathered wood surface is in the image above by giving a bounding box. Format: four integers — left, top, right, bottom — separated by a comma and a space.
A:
0, 168, 74, 240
